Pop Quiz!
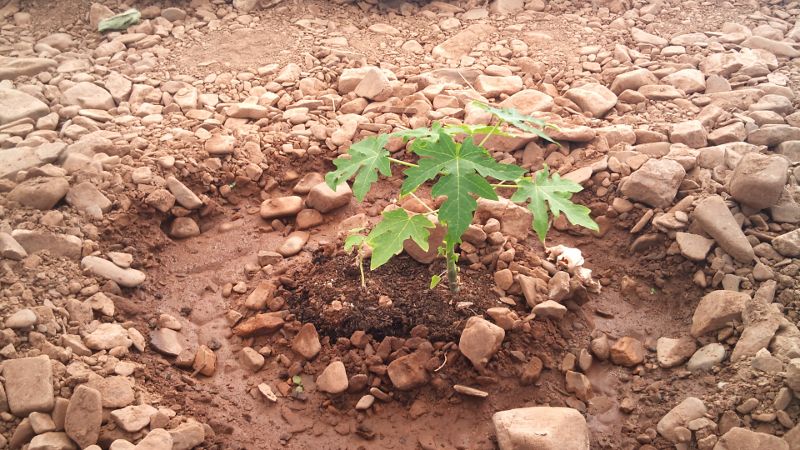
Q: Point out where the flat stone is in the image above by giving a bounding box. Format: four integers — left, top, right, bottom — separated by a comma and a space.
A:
675, 232, 714, 261
306, 182, 352, 213
620, 159, 685, 208
110, 404, 157, 432
662, 69, 706, 94
532, 300, 567, 319
432, 24, 495, 60
134, 428, 173, 450
66, 182, 112, 214
84, 323, 132, 350
714, 427, 789, 450
691, 290, 749, 337
730, 153, 788, 210
493, 407, 589, 450
564, 83, 618, 118
0, 230, 26, 261
687, 343, 726, 372
316, 361, 348, 395
29, 432, 76, 450
0, 89, 50, 125
149, 328, 183, 356
260, 196, 303, 219
61, 82, 114, 110
5, 308, 36, 328
277, 231, 309, 257
166, 176, 202, 209
64, 385, 102, 448
11, 230, 81, 259
774, 228, 800, 257
657, 397, 706, 443
0, 57, 57, 81
387, 348, 430, 390
499, 89, 554, 114
656, 337, 697, 368
8, 177, 69, 210
81, 256, 146, 288
459, 316, 504, 370
3, 356, 54, 416
169, 421, 205, 450
204, 134, 235, 155
233, 313, 285, 337
610, 68, 659, 94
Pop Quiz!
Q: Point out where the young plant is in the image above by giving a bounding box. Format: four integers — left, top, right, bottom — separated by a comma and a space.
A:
325, 102, 598, 292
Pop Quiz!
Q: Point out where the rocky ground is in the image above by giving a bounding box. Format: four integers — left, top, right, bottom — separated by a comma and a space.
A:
3, 0, 800, 448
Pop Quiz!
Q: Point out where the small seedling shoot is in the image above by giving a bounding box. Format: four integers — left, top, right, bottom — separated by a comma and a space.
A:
325, 102, 599, 292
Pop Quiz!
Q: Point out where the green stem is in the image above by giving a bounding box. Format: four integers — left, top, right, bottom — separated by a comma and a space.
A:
478, 120, 503, 148
491, 183, 521, 188
388, 157, 418, 168
408, 192, 436, 214
445, 242, 459, 293
358, 252, 366, 288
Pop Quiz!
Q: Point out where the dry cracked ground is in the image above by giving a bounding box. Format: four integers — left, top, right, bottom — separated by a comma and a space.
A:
5, 0, 800, 449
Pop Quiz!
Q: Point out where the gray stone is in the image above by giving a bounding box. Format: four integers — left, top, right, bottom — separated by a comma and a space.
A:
4, 356, 54, 416
150, 328, 183, 356
5, 308, 37, 329
687, 343, 725, 372
656, 337, 697, 368
492, 407, 589, 450
166, 176, 202, 209
0, 89, 50, 125
675, 232, 714, 262
110, 404, 157, 432
66, 182, 112, 214
84, 323, 132, 350
0, 143, 66, 180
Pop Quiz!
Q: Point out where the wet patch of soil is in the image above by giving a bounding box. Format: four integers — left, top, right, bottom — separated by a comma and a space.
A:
286, 253, 498, 341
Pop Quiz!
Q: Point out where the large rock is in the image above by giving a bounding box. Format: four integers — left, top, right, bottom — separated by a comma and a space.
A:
694, 195, 754, 263
66, 182, 112, 214
620, 159, 685, 208
61, 82, 114, 110
111, 404, 158, 432
475, 75, 523, 97
0, 143, 66, 180
0, 57, 57, 80
656, 337, 697, 368
306, 182, 352, 213
662, 69, 706, 94
291, 323, 321, 360
731, 282, 782, 362
0, 89, 50, 125
774, 228, 800, 257
84, 323, 132, 350
81, 256, 146, 288
432, 24, 495, 60
657, 397, 707, 443
492, 407, 589, 450
260, 196, 303, 219
134, 428, 173, 450
4, 356, 54, 416
610, 68, 658, 94
459, 316, 505, 370
11, 230, 82, 259
8, 177, 69, 210
729, 153, 788, 210
670, 120, 708, 148
564, 83, 618, 118
64, 385, 102, 448
675, 232, 714, 261
499, 89, 554, 114
387, 348, 430, 390
169, 421, 205, 450
691, 290, 749, 337
316, 361, 348, 395
713, 427, 789, 450
29, 432, 76, 450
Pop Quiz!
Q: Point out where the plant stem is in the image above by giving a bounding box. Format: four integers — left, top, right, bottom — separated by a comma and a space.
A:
388, 157, 418, 168
445, 243, 459, 293
408, 192, 436, 214
358, 252, 366, 288
478, 120, 503, 148
491, 183, 521, 188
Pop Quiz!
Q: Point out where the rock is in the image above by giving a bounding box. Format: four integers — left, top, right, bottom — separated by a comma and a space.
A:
0, 232, 26, 260
610, 68, 658, 94
169, 217, 200, 239
161, 7, 186, 21
748, 125, 800, 147
499, 89, 554, 114
787, 359, 800, 393
356, 395, 375, 410
0, 89, 50, 125
66, 182, 112, 214
166, 177, 202, 209
687, 343, 726, 372
150, 328, 183, 356
316, 361, 348, 395
204, 134, 235, 156
564, 83, 618, 118
11, 230, 81, 259
731, 283, 782, 362
656, 337, 697, 368
662, 69, 706, 94
432, 24, 495, 60
4, 356, 54, 416
8, 177, 69, 210
694, 195, 754, 263
675, 232, 714, 261
233, 313, 285, 336
729, 153, 788, 210
29, 432, 76, 450
0, 57, 57, 81
61, 82, 114, 110
532, 300, 567, 319
740, 35, 800, 58
691, 290, 749, 337
354, 68, 393, 101
64, 385, 102, 448
169, 421, 205, 450
620, 159, 685, 208
459, 316, 505, 370
774, 229, 800, 257
134, 428, 173, 450
29, 412, 55, 434
387, 349, 430, 390
240, 347, 264, 372
84, 323, 132, 350
111, 405, 157, 432
291, 323, 321, 360
193, 345, 216, 376
475, 197, 532, 239
145, 189, 176, 212
5, 308, 36, 329
306, 183, 352, 213
492, 407, 589, 450
0, 143, 66, 180
260, 196, 303, 219
670, 120, 708, 148
277, 231, 309, 257
475, 75, 523, 97
565, 370, 592, 400
657, 397, 707, 443
245, 281, 274, 310
714, 427, 789, 450
81, 256, 146, 288
404, 223, 446, 264
610, 337, 645, 367
86, 376, 134, 408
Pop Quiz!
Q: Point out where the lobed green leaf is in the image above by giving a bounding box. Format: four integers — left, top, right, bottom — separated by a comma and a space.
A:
366, 209, 435, 270
325, 134, 391, 201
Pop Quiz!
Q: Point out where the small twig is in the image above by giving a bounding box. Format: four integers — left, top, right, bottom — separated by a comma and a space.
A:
434, 353, 448, 372
458, 70, 477, 91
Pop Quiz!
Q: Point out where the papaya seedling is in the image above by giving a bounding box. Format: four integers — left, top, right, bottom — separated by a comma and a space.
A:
325, 102, 599, 292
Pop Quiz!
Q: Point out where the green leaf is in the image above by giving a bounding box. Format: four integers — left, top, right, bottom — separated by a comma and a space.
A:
430, 275, 442, 289
98, 9, 141, 32
366, 209, 435, 270
292, 375, 302, 385
325, 134, 391, 201
510, 168, 599, 242
472, 101, 559, 144
401, 132, 525, 244
344, 233, 366, 253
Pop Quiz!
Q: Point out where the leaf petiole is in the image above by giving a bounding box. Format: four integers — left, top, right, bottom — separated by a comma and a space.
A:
388, 157, 419, 168
478, 120, 503, 148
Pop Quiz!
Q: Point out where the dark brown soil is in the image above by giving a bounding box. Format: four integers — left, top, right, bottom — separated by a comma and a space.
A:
286, 253, 498, 341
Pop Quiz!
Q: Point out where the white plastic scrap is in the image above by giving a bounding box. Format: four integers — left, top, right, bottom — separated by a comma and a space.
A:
546, 244, 601, 293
